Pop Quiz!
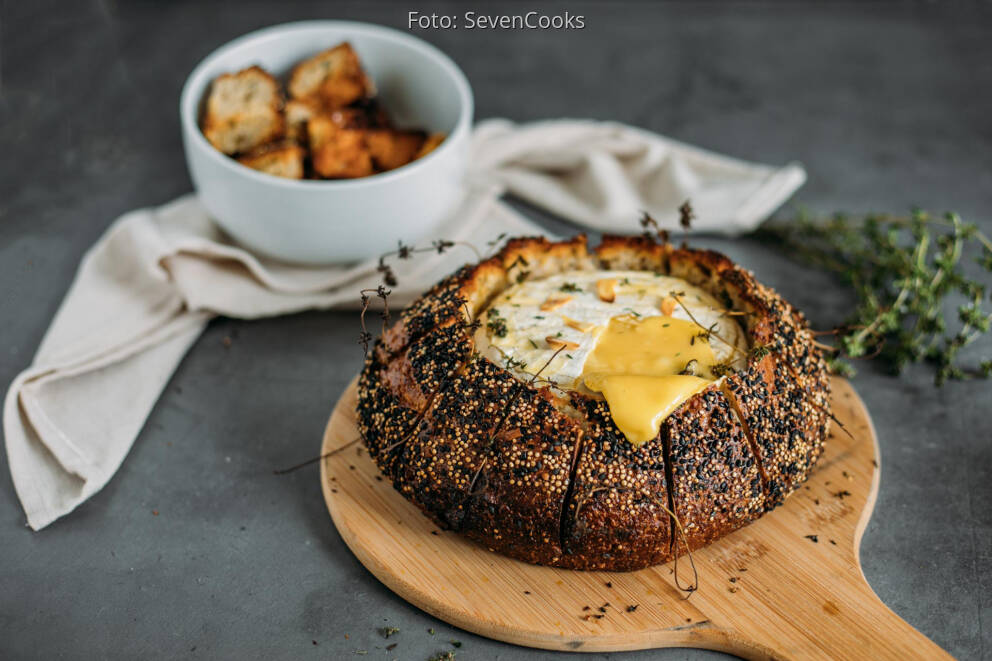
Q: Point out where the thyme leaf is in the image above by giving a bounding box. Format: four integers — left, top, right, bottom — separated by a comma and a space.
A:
756, 209, 992, 385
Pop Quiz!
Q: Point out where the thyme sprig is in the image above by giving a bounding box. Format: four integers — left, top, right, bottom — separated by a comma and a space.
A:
375, 239, 480, 287
359, 238, 481, 353
756, 209, 992, 385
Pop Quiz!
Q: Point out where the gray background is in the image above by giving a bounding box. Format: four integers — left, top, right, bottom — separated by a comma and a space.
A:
1, 1, 990, 659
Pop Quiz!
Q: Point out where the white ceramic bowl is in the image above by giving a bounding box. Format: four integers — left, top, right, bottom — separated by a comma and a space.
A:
180, 21, 473, 264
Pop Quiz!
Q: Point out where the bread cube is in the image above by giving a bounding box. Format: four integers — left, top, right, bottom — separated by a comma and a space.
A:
284, 99, 317, 144
366, 129, 426, 171
416, 133, 446, 159
288, 42, 374, 109
236, 143, 305, 179
308, 115, 373, 178
201, 66, 284, 154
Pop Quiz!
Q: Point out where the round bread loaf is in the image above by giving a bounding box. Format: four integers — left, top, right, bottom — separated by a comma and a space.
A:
357, 236, 831, 571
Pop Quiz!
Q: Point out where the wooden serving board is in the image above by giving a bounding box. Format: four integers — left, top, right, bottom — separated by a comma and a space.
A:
320, 377, 951, 659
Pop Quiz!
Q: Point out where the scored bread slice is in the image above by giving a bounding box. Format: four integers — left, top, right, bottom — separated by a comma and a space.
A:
560, 393, 674, 571
288, 42, 374, 109
236, 143, 305, 179
201, 66, 284, 154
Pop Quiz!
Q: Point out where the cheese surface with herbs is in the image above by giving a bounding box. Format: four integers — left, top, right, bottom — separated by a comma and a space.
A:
477, 270, 749, 444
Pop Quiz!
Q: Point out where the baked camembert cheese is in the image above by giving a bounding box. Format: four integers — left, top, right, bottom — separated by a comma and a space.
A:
358, 235, 831, 571
478, 271, 748, 444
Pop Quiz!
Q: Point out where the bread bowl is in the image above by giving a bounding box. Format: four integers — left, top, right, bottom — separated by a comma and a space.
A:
357, 235, 831, 571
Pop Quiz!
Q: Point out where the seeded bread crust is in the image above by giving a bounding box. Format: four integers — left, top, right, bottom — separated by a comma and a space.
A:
357, 235, 831, 571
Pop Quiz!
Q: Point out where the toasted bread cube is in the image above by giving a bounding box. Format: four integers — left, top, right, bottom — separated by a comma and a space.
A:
288, 42, 374, 109
416, 133, 446, 159
237, 143, 305, 179
350, 98, 393, 129
366, 129, 426, 171
309, 115, 373, 179
286, 100, 382, 144
201, 66, 284, 154
327, 107, 378, 130
284, 99, 317, 143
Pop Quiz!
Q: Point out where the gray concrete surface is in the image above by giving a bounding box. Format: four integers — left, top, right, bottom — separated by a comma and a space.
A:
1, 1, 990, 659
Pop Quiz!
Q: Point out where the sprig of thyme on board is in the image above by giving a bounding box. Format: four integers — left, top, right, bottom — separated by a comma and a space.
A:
756, 209, 992, 385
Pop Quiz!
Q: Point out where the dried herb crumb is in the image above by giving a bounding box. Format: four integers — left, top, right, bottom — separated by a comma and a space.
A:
582, 606, 590, 611
605, 581, 612, 588
428, 652, 455, 661
729, 577, 737, 583
834, 490, 852, 499
710, 362, 737, 378
450, 640, 462, 648
559, 282, 582, 293
749, 344, 771, 360
379, 627, 399, 638
523, 590, 530, 595
486, 309, 508, 338
386, 643, 397, 651
626, 605, 638, 613
805, 534, 819, 543
427, 628, 435, 635
312, 640, 318, 646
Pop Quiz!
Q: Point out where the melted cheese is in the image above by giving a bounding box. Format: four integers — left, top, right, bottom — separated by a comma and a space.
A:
582, 315, 718, 380
478, 270, 748, 445
583, 374, 709, 445
580, 315, 716, 444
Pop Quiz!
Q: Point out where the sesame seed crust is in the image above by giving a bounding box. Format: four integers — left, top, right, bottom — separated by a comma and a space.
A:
560, 393, 674, 571
356, 234, 832, 571
460, 378, 586, 565
664, 386, 765, 550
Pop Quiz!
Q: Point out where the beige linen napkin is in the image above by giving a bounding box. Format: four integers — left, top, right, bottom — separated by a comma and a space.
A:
4, 118, 805, 530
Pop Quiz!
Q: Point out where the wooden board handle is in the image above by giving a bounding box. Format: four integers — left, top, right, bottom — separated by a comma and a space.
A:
724, 574, 953, 660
